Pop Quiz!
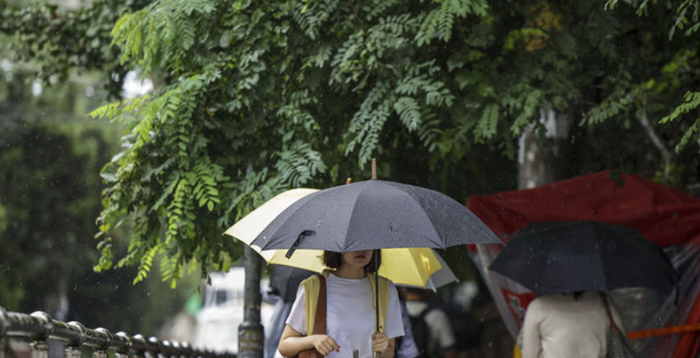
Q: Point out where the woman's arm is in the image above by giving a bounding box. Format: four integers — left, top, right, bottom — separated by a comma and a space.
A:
278, 324, 340, 357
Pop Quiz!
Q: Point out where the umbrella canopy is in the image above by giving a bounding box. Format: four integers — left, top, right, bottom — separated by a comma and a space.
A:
466, 170, 700, 247
396, 250, 459, 292
227, 188, 320, 247
252, 245, 445, 287
249, 179, 501, 253
268, 247, 457, 302
233, 178, 499, 333
488, 221, 679, 297
225, 189, 448, 287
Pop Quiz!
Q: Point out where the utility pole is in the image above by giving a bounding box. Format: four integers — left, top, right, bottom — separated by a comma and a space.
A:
238, 246, 264, 358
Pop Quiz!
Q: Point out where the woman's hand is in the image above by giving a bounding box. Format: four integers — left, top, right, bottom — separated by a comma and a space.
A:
371, 333, 389, 354
279, 325, 339, 357
311, 334, 340, 356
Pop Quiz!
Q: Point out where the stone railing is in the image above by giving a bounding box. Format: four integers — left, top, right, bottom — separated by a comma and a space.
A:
0, 307, 236, 358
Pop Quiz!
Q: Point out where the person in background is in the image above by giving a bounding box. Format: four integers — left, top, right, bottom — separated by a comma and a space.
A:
520, 291, 625, 358
265, 267, 314, 358
401, 288, 457, 358
396, 299, 420, 358
266, 294, 292, 358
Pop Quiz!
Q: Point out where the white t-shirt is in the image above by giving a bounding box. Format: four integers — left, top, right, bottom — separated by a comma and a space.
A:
521, 292, 625, 358
285, 273, 405, 358
405, 301, 456, 355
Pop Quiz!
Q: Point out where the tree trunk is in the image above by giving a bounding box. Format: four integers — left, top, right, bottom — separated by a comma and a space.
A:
518, 109, 571, 188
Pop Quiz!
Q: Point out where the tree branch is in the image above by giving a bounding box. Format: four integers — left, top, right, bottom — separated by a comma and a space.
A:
347, 1, 368, 35
636, 113, 673, 179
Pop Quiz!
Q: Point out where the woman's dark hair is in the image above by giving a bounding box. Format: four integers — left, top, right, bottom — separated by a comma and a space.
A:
323, 251, 342, 269
323, 250, 382, 272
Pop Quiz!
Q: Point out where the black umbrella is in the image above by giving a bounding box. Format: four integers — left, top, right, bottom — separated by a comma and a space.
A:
250, 179, 501, 254
488, 221, 679, 297
270, 265, 315, 303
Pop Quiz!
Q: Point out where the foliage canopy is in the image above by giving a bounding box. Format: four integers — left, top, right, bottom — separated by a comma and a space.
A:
4, 0, 700, 284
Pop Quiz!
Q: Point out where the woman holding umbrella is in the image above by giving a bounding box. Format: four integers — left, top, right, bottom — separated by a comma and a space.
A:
490, 221, 678, 358
278, 249, 405, 358
228, 174, 501, 358
240, 166, 502, 358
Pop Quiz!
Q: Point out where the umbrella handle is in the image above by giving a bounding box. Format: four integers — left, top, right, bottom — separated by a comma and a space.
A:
374, 250, 380, 332
374, 249, 382, 358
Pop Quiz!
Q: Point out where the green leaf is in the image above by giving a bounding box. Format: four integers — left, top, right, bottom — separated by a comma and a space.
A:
477, 104, 499, 139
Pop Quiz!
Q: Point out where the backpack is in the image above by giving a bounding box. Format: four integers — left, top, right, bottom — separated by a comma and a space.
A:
400, 304, 482, 358
408, 308, 431, 358
429, 303, 482, 351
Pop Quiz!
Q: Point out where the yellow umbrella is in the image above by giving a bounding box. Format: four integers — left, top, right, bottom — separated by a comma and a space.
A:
225, 188, 444, 287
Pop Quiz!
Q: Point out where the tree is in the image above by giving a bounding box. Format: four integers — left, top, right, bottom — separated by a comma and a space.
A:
0, 65, 109, 313
0, 0, 152, 98
3, 0, 699, 285
0, 58, 196, 336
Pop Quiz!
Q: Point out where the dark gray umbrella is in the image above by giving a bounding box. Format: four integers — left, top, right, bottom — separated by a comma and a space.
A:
250, 179, 501, 254
251, 179, 500, 334
488, 221, 679, 297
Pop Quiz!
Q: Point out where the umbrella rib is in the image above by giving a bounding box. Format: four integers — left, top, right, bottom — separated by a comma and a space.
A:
341, 187, 366, 252
373, 182, 445, 249
400, 182, 499, 247
250, 192, 321, 251
402, 193, 447, 249
627, 232, 678, 289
